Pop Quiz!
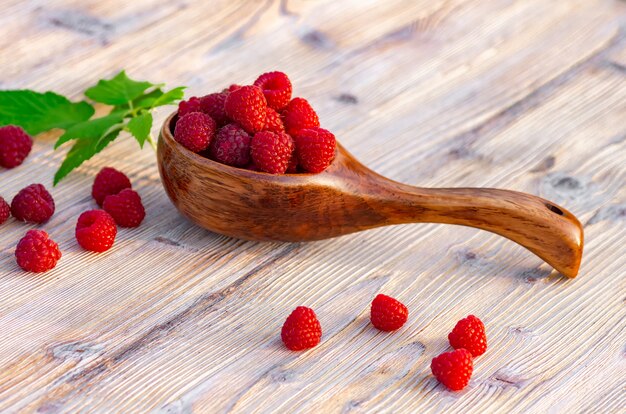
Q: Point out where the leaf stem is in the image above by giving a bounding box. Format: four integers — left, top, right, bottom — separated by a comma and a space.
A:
147, 133, 157, 151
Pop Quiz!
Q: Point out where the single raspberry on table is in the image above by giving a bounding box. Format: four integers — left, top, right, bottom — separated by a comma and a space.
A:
254, 71, 292, 110
0, 196, 10, 225
0, 125, 33, 169
103, 189, 145, 228
174, 112, 216, 153
250, 131, 294, 174
224, 85, 267, 134
293, 127, 336, 173
178, 96, 202, 117
199, 92, 229, 126
264, 108, 285, 133
11, 183, 55, 223
15, 230, 62, 273
431, 349, 474, 391
281, 306, 322, 351
448, 315, 487, 357
281, 97, 319, 136
92, 167, 132, 207
209, 124, 251, 167
75, 210, 117, 252
370, 294, 408, 331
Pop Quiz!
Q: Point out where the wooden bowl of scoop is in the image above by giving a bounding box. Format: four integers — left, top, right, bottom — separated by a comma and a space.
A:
157, 112, 584, 278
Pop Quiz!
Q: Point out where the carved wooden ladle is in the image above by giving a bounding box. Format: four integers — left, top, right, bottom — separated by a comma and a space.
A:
158, 113, 584, 278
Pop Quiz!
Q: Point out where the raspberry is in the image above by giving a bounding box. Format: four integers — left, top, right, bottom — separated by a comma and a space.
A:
370, 294, 408, 331
264, 108, 285, 133
103, 189, 145, 228
254, 71, 292, 110
448, 315, 487, 357
209, 124, 251, 167
11, 184, 55, 223
75, 210, 117, 252
281, 306, 322, 351
224, 84, 241, 93
224, 85, 267, 134
199, 92, 229, 126
294, 127, 336, 173
178, 96, 202, 117
431, 349, 473, 391
286, 154, 298, 173
0, 196, 10, 225
174, 112, 216, 153
281, 97, 319, 135
15, 230, 61, 273
92, 167, 132, 207
250, 131, 294, 174
0, 125, 33, 169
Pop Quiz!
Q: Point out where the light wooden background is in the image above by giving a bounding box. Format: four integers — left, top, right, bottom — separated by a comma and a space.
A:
1, 0, 625, 413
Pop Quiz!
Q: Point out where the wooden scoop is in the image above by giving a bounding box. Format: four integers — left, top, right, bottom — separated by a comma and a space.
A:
158, 113, 584, 278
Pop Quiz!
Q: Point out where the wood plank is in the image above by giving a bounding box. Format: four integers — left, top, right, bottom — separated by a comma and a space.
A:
0, 0, 624, 412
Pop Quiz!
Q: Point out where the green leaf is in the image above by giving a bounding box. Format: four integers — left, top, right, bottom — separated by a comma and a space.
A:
54, 130, 120, 185
117, 86, 186, 112
130, 89, 164, 110
85, 70, 153, 105
152, 86, 186, 107
55, 113, 125, 149
126, 112, 152, 148
0, 90, 94, 135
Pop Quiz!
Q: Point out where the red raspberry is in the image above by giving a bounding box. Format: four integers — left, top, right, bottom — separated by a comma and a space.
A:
11, 184, 55, 223
286, 154, 298, 173
254, 71, 292, 110
223, 84, 241, 93
178, 96, 202, 117
199, 92, 229, 126
281, 97, 319, 135
103, 189, 145, 228
431, 349, 474, 391
448, 315, 487, 357
250, 131, 294, 174
75, 210, 117, 252
174, 112, 217, 153
92, 167, 132, 207
294, 127, 336, 173
281, 306, 322, 351
0, 125, 33, 169
0, 196, 10, 225
264, 108, 285, 133
224, 85, 267, 134
209, 124, 251, 167
370, 294, 408, 331
15, 230, 61, 273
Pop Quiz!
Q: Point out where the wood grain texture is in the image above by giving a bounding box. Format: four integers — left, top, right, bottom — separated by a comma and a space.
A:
159, 114, 583, 277
0, 0, 625, 413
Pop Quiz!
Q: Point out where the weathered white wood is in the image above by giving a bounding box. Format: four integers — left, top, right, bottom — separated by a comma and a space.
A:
0, 0, 625, 412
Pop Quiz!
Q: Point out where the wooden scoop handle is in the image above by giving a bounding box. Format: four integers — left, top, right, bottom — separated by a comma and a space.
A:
361, 176, 584, 277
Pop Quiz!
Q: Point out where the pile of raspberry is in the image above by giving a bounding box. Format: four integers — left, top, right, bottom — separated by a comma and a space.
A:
174, 71, 336, 174
280, 295, 487, 392
1, 164, 145, 273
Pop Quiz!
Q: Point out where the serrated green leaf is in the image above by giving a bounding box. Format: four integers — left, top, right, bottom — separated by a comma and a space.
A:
85, 70, 153, 105
131, 89, 164, 109
115, 86, 185, 112
152, 86, 186, 107
55, 113, 125, 149
54, 130, 120, 185
126, 112, 152, 148
0, 90, 94, 135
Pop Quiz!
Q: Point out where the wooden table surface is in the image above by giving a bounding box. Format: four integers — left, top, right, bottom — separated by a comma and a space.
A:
2, 0, 625, 413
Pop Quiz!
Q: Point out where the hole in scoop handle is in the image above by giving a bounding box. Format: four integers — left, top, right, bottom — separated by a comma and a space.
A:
372, 184, 584, 278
